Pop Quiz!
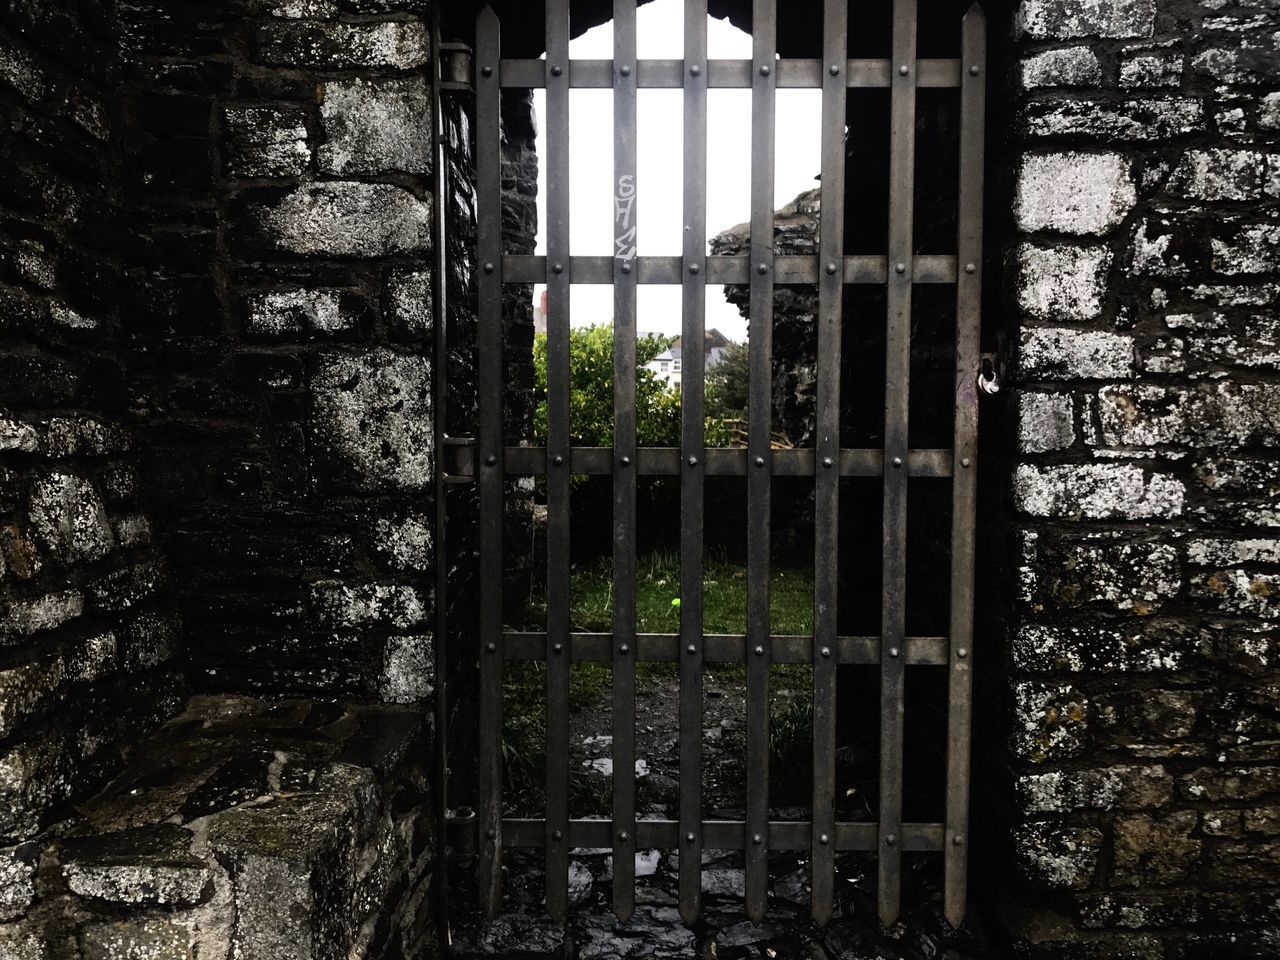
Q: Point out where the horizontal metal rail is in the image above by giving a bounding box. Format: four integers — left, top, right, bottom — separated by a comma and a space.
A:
491, 819, 946, 851
502, 446, 953, 476
501, 254, 956, 285
498, 57, 962, 88
503, 632, 949, 664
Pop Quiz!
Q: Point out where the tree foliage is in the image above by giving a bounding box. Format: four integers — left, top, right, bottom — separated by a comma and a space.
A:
533, 324, 680, 447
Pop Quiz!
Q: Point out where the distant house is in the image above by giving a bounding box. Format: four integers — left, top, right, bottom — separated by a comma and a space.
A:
644, 328, 733, 390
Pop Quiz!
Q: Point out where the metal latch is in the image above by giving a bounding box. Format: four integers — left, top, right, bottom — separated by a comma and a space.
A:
978, 353, 1001, 395
440, 42, 475, 92
442, 436, 476, 482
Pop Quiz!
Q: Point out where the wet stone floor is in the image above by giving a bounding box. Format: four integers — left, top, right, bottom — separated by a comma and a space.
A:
448, 845, 994, 959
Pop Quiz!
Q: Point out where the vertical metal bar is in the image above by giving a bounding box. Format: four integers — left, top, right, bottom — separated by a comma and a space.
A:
945, 4, 986, 929
474, 3, 504, 921
430, 0, 451, 941
678, 0, 708, 926
544, 0, 572, 924
612, 0, 639, 923
745, 0, 776, 928
879, 0, 918, 928
811, 0, 847, 927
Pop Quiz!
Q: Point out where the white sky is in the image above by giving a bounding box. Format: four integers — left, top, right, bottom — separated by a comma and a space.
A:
533, 0, 822, 341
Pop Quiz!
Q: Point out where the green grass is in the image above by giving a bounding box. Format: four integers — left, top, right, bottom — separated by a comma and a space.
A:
509, 548, 815, 636
501, 550, 818, 815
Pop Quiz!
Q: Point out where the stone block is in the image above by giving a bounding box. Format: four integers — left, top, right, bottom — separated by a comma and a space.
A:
1168, 148, 1266, 200
371, 510, 433, 572
1120, 52, 1184, 89
1189, 568, 1280, 618
250, 183, 432, 258
1181, 766, 1280, 803
1018, 46, 1102, 89
1011, 621, 1203, 673
26, 472, 115, 566
1015, 0, 1155, 38
1014, 243, 1112, 322
222, 105, 310, 179
80, 920, 194, 960
1021, 98, 1205, 141
1094, 382, 1280, 449
86, 561, 166, 613
1015, 153, 1135, 236
1212, 219, 1280, 275
309, 582, 428, 630
380, 634, 433, 703
318, 76, 430, 176
1187, 537, 1280, 566
0, 933, 46, 960
1017, 391, 1076, 453
1018, 765, 1173, 816
252, 21, 429, 70
309, 349, 432, 492
1018, 532, 1180, 615
1013, 464, 1184, 520
1193, 40, 1280, 87
384, 267, 432, 340
1013, 821, 1103, 890
0, 590, 83, 643
1130, 213, 1200, 277
1113, 812, 1201, 887
1012, 681, 1090, 762
60, 824, 210, 907
1017, 328, 1134, 381
244, 288, 364, 339
0, 845, 37, 921
1094, 688, 1208, 746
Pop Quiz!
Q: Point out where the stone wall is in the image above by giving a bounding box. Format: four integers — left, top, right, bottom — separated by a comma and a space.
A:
121, 0, 439, 703
1002, 0, 1280, 955
0, 0, 187, 898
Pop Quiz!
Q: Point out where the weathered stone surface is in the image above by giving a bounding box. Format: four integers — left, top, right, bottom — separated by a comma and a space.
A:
0, 846, 37, 921
1013, 464, 1184, 520
1113, 813, 1201, 887
1018, 766, 1173, 815
0, 933, 47, 960
1022, 98, 1205, 141
1189, 568, 1280, 619
318, 76, 430, 176
1015, 0, 1155, 38
252, 21, 429, 70
0, 590, 84, 643
1015, 152, 1136, 236
1018, 328, 1135, 381
1120, 51, 1184, 88
1014, 243, 1112, 321
371, 510, 432, 572
384, 267, 432, 340
61, 825, 210, 907
1012, 682, 1090, 762
222, 105, 310, 179
1017, 391, 1076, 453
1013, 821, 1104, 889
1018, 46, 1103, 89
244, 289, 360, 338
1168, 148, 1267, 200
1094, 382, 1280, 448
1012, 621, 1204, 674
1187, 537, 1280, 566
309, 582, 427, 630
309, 349, 432, 491
380, 634, 432, 703
26, 472, 115, 565
251, 183, 432, 258
1130, 213, 1197, 277
1212, 219, 1280, 275
1018, 532, 1180, 615
80, 919, 194, 960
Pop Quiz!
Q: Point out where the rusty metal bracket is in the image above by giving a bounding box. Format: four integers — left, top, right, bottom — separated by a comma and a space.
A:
442, 436, 476, 482
440, 42, 474, 92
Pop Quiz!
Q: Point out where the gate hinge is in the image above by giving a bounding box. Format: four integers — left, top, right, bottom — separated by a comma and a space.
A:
445, 807, 477, 858
442, 435, 476, 482
440, 42, 475, 92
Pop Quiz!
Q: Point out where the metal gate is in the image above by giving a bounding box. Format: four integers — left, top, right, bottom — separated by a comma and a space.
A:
468, 0, 986, 928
